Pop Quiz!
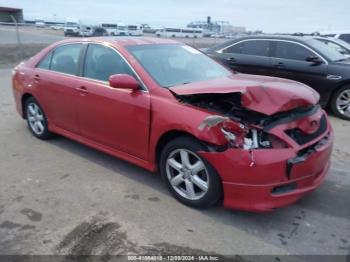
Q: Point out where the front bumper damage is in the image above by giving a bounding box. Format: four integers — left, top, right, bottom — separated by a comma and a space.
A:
198, 110, 334, 212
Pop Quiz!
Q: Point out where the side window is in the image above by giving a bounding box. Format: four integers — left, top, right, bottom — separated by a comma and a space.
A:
274, 42, 314, 61
50, 44, 82, 75
241, 40, 270, 56
222, 42, 244, 54
339, 34, 350, 43
36, 52, 53, 70
83, 44, 135, 82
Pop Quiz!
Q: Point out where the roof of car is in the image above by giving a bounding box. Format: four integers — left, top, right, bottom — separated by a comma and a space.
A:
209, 34, 316, 51
231, 34, 315, 41
61, 37, 179, 46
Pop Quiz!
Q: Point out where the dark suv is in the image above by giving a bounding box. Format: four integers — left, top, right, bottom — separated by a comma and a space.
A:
206, 35, 350, 120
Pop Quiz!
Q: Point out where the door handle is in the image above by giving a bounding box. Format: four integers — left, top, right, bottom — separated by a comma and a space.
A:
75, 86, 88, 95
226, 57, 236, 63
273, 62, 285, 68
33, 74, 40, 81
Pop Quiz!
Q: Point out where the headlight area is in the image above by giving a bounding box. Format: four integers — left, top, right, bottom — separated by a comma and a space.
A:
198, 114, 288, 151
221, 127, 288, 150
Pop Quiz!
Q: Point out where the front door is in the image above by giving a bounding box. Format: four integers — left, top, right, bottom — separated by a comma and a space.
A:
76, 43, 151, 160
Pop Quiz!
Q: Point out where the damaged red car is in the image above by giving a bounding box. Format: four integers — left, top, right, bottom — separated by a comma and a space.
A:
12, 38, 334, 211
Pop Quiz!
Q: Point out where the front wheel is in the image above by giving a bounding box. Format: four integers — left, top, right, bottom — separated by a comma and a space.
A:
331, 85, 350, 120
160, 136, 222, 208
25, 97, 53, 139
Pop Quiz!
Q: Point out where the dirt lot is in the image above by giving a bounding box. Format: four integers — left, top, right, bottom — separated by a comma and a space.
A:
0, 66, 349, 261
0, 27, 349, 261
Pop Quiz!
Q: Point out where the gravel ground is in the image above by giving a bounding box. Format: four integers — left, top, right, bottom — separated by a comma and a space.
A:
0, 67, 349, 262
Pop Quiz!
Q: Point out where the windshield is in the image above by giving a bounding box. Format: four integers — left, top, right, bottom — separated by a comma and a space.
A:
316, 38, 350, 56
306, 38, 346, 61
127, 44, 231, 87
66, 22, 78, 26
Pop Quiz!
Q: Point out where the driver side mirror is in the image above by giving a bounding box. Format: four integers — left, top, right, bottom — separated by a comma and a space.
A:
109, 74, 139, 91
306, 55, 323, 65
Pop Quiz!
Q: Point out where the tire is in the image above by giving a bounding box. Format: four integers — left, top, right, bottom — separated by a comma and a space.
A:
24, 97, 53, 139
330, 85, 350, 120
160, 136, 222, 208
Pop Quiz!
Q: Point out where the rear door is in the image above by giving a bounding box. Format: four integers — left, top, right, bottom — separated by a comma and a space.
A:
213, 39, 273, 76
269, 40, 329, 103
34, 43, 83, 133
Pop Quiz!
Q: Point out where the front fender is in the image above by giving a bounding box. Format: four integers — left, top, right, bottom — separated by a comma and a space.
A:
148, 96, 230, 164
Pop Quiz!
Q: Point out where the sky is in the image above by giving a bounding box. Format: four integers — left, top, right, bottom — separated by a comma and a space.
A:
1, 0, 349, 33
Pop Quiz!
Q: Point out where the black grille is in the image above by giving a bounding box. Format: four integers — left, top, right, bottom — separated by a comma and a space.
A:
285, 114, 327, 145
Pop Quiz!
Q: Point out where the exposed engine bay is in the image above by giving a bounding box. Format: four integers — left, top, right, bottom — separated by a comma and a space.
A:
174, 92, 320, 151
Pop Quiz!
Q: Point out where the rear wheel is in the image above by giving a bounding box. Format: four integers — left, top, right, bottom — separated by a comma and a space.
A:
24, 97, 53, 139
331, 85, 350, 120
160, 136, 222, 208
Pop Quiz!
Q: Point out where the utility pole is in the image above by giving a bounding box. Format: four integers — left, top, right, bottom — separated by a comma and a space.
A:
10, 15, 24, 60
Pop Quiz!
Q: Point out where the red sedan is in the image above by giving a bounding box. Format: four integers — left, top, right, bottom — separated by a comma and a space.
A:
12, 37, 334, 212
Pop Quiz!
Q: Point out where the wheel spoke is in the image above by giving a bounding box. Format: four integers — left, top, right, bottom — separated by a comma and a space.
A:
190, 161, 205, 175
33, 122, 40, 133
33, 104, 39, 115
28, 105, 36, 116
28, 116, 35, 123
167, 158, 183, 172
36, 121, 44, 132
37, 114, 44, 121
171, 174, 184, 186
185, 180, 195, 199
180, 150, 191, 168
192, 175, 208, 192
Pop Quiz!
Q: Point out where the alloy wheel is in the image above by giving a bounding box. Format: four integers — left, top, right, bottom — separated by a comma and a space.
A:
165, 149, 209, 200
27, 102, 45, 135
336, 89, 350, 117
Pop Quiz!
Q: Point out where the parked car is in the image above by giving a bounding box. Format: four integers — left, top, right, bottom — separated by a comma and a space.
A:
64, 20, 80, 36
50, 25, 64, 30
91, 27, 108, 36
206, 35, 350, 120
35, 19, 45, 28
322, 32, 350, 44
12, 38, 333, 212
314, 36, 350, 58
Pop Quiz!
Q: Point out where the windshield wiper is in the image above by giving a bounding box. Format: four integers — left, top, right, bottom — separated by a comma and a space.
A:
164, 81, 192, 88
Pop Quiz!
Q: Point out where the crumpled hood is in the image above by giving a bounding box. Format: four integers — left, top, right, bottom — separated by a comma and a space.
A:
169, 74, 320, 115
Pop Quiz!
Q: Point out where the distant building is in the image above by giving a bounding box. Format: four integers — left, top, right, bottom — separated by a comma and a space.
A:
0, 6, 24, 23
187, 16, 246, 34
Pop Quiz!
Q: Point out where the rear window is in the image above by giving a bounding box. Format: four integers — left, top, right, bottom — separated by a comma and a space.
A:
223, 40, 270, 57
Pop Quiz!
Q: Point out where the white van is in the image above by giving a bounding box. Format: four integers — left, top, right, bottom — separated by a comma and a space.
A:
100, 23, 118, 36
128, 24, 143, 36
116, 23, 128, 36
156, 28, 203, 38
64, 19, 80, 36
